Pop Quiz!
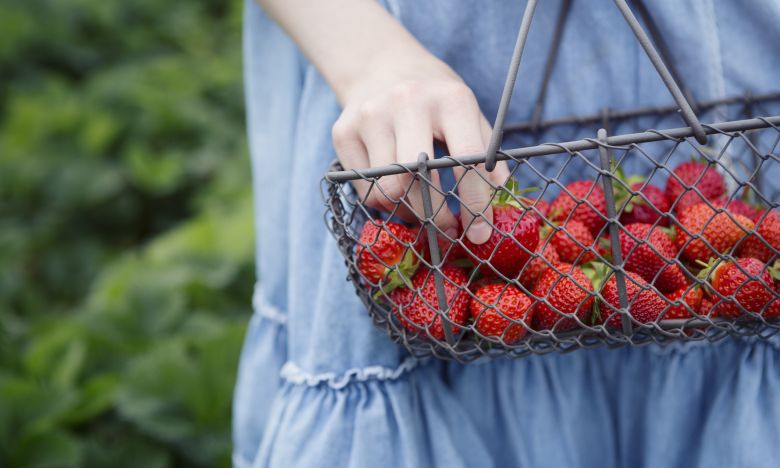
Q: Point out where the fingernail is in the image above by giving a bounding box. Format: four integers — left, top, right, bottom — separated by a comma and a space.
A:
466, 220, 492, 244
445, 227, 458, 239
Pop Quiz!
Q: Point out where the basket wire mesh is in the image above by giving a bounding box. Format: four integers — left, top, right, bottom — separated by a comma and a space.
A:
321, 0, 780, 362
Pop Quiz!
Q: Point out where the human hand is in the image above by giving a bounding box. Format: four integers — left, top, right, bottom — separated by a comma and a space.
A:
332, 52, 510, 245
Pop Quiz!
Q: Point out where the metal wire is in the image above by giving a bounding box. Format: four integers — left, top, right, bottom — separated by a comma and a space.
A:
322, 96, 780, 362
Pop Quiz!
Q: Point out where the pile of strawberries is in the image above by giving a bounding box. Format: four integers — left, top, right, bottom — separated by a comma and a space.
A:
355, 160, 780, 345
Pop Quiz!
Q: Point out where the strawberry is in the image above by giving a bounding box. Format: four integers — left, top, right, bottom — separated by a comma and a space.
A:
357, 221, 419, 287
619, 223, 687, 293
470, 283, 533, 343
700, 297, 717, 317
665, 161, 726, 214
531, 263, 594, 331
533, 198, 551, 218
518, 196, 551, 218
389, 265, 470, 340
520, 240, 561, 289
619, 181, 671, 227
675, 203, 755, 264
598, 270, 666, 328
738, 210, 780, 263
718, 198, 762, 222
462, 203, 540, 279
701, 257, 775, 319
662, 285, 703, 320
548, 220, 596, 265
549, 180, 607, 236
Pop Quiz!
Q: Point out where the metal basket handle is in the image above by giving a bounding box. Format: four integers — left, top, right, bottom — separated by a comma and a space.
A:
484, 0, 708, 172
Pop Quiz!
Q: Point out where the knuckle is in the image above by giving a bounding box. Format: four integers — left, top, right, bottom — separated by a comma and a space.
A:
358, 100, 384, 122
459, 183, 491, 211
331, 118, 356, 150
444, 82, 476, 105
378, 175, 409, 202
390, 80, 420, 103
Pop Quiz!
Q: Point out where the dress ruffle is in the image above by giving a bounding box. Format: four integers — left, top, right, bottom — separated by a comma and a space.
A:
232, 285, 289, 467
253, 360, 494, 468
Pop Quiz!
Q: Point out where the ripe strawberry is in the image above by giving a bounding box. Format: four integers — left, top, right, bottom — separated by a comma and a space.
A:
533, 198, 551, 218
738, 210, 780, 263
462, 204, 540, 279
389, 265, 470, 340
549, 220, 596, 265
520, 241, 561, 289
718, 198, 761, 222
518, 196, 551, 218
470, 283, 533, 343
598, 271, 666, 328
619, 182, 671, 227
702, 258, 775, 319
675, 203, 755, 264
619, 223, 687, 293
531, 264, 594, 331
549, 180, 607, 236
662, 285, 703, 320
357, 221, 419, 287
700, 297, 717, 317
665, 161, 726, 214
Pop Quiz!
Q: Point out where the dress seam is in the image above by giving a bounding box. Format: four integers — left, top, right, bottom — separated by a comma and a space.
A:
279, 357, 421, 390
253, 282, 288, 325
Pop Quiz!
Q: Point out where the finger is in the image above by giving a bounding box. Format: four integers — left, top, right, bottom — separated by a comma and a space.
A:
394, 110, 458, 236
479, 117, 511, 185
359, 115, 416, 219
332, 115, 374, 203
437, 96, 495, 244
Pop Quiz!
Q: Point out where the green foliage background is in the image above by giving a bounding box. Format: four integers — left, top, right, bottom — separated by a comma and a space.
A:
0, 0, 253, 466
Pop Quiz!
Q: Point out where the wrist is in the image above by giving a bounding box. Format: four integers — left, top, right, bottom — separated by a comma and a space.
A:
335, 46, 457, 106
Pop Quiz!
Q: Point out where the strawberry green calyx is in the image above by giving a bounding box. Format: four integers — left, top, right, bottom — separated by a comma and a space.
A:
495, 178, 540, 208
582, 261, 611, 290
372, 248, 419, 300
770, 264, 780, 282
695, 258, 724, 297
659, 226, 675, 240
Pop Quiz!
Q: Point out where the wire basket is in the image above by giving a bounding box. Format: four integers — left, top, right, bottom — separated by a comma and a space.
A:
321, 0, 780, 362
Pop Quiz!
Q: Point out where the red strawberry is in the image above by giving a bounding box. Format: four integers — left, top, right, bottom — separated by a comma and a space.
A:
389, 265, 470, 340
619, 223, 687, 293
462, 204, 540, 279
357, 221, 419, 287
549, 180, 607, 236
549, 220, 596, 265
700, 297, 717, 317
518, 196, 551, 218
531, 264, 594, 331
520, 240, 561, 289
738, 210, 780, 263
533, 199, 551, 218
662, 285, 703, 320
718, 198, 762, 222
619, 182, 671, 227
665, 161, 726, 214
470, 283, 533, 343
675, 203, 755, 264
598, 271, 666, 328
703, 258, 776, 319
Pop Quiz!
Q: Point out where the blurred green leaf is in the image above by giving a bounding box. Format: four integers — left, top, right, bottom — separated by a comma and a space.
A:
0, 0, 252, 466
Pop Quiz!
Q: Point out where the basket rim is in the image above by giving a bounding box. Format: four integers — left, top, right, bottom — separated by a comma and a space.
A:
325, 113, 780, 183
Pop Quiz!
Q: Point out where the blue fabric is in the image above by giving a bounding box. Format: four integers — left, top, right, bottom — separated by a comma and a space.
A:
234, 1, 780, 467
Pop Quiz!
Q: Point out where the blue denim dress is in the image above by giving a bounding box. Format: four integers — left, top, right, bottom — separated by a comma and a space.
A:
234, 1, 780, 467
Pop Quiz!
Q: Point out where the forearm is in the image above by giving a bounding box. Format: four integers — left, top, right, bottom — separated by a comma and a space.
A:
257, 0, 440, 103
